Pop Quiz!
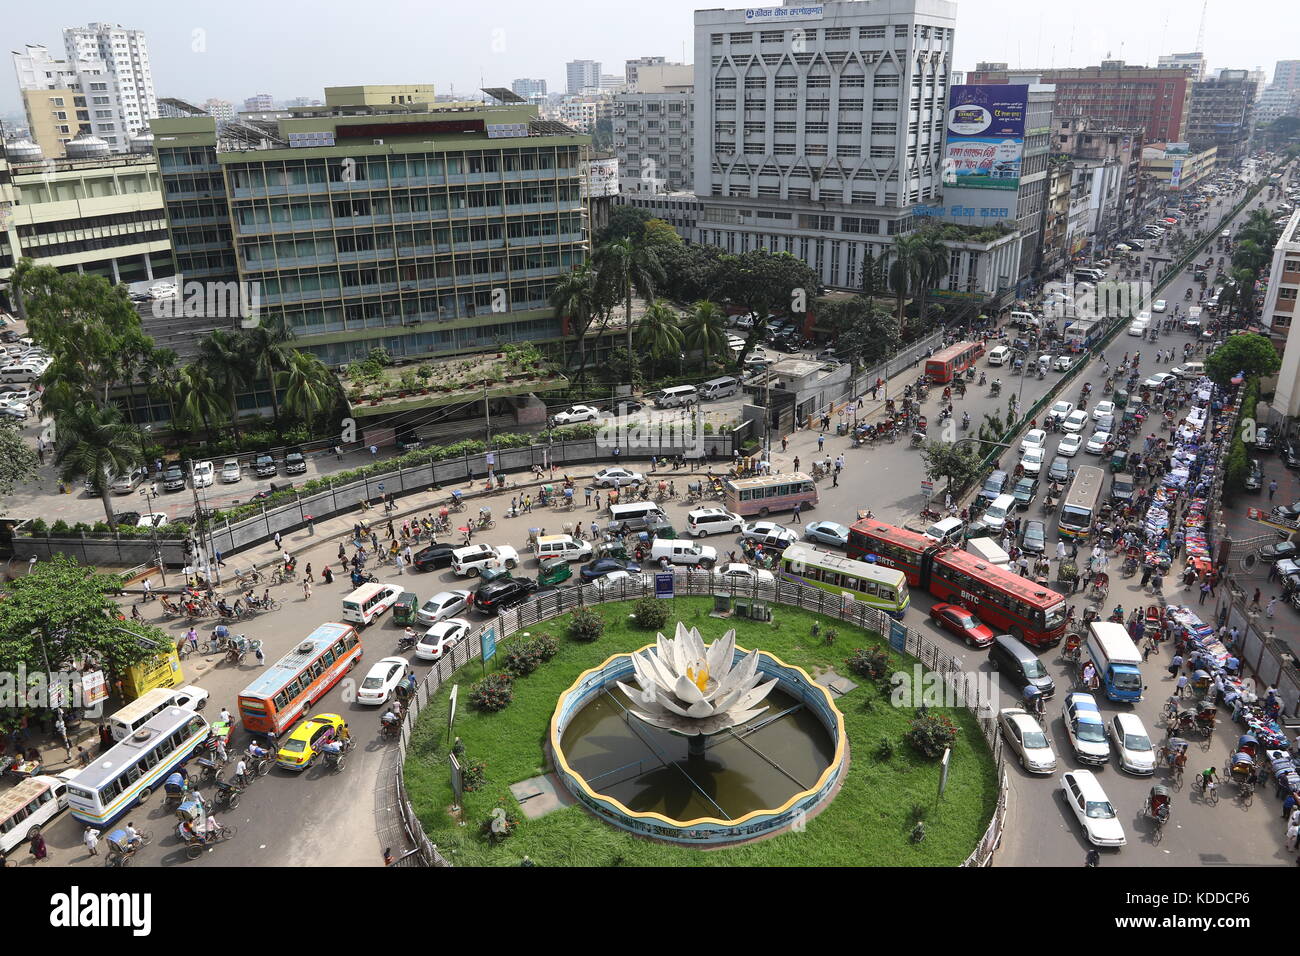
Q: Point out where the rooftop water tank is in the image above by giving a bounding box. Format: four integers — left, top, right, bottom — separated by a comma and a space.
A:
129, 131, 154, 154
4, 139, 43, 163
65, 133, 111, 160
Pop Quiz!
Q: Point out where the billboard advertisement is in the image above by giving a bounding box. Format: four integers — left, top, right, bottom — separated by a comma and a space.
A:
943, 85, 1028, 192
744, 5, 823, 23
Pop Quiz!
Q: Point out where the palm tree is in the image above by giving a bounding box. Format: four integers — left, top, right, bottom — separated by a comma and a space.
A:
278, 350, 340, 424
634, 300, 684, 375
197, 328, 248, 438
141, 347, 180, 432
549, 264, 599, 376
681, 300, 728, 372
888, 233, 927, 335
54, 403, 143, 529
594, 238, 665, 363
176, 363, 227, 439
915, 231, 949, 330
244, 318, 295, 424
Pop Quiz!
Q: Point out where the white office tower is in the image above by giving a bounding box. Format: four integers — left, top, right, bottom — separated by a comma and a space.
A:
62, 23, 157, 135
693, 0, 957, 287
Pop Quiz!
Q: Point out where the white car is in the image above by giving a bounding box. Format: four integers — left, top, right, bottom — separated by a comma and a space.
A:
1085, 431, 1111, 455
191, 460, 214, 488
415, 590, 473, 625
1092, 400, 1115, 420
357, 656, 410, 704
592, 569, 647, 592
1108, 712, 1156, 775
998, 708, 1057, 774
1060, 770, 1126, 847
0, 386, 37, 403
687, 507, 744, 537
711, 564, 776, 588
1063, 692, 1111, 766
1126, 321, 1148, 336
137, 513, 170, 528
730, 312, 756, 329
1020, 429, 1047, 453
552, 405, 601, 426
592, 466, 644, 488
727, 335, 745, 351
451, 544, 519, 576
1053, 355, 1074, 372
1019, 448, 1045, 476
1057, 433, 1083, 457
1144, 372, 1177, 390
0, 399, 29, 419
1047, 400, 1074, 424
150, 281, 178, 299
1061, 409, 1090, 434
1152, 299, 1168, 313
220, 458, 241, 483
415, 619, 471, 662
740, 521, 798, 548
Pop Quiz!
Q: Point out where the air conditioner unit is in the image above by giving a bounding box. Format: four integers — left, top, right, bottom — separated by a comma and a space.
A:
373, 138, 384, 146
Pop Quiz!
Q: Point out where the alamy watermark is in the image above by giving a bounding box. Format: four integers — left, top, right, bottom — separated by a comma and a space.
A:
150, 277, 261, 328
596, 404, 706, 459
889, 665, 997, 711
1042, 279, 1153, 322
0, 665, 103, 716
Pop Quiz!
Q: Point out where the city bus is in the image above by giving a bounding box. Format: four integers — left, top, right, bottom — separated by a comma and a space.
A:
723, 472, 819, 517
924, 341, 985, 384
1059, 465, 1105, 540
0, 775, 70, 855
65, 707, 209, 827
237, 622, 363, 735
847, 519, 1067, 647
778, 542, 910, 618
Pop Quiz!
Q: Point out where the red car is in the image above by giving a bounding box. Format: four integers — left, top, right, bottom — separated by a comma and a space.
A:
929, 602, 995, 648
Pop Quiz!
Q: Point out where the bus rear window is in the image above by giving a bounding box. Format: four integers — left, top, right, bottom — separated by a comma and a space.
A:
240, 698, 267, 713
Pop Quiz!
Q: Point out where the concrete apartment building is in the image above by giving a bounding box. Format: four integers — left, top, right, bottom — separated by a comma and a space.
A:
1187, 70, 1257, 163
615, 63, 695, 194
626, 56, 679, 86
203, 98, 235, 123
244, 93, 276, 112
1267, 209, 1300, 418
967, 61, 1193, 145
1157, 52, 1208, 82
1257, 86, 1300, 126
1052, 117, 1145, 250
1139, 142, 1218, 196
1275, 60, 1300, 93
566, 60, 602, 95
13, 44, 123, 157
62, 23, 156, 135
0, 144, 172, 312
152, 84, 598, 369
693, 0, 959, 290
511, 78, 548, 101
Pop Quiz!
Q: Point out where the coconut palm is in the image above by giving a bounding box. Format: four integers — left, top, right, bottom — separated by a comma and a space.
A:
140, 347, 180, 431
634, 300, 684, 374
243, 317, 295, 424
53, 403, 143, 529
594, 238, 665, 362
550, 264, 600, 376
915, 230, 950, 330
176, 363, 227, 439
681, 300, 728, 372
888, 233, 928, 335
196, 328, 249, 438
278, 350, 340, 424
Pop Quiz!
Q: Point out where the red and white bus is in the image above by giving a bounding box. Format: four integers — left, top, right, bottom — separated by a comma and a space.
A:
723, 472, 819, 517
924, 341, 985, 384
847, 519, 1067, 648
237, 622, 363, 735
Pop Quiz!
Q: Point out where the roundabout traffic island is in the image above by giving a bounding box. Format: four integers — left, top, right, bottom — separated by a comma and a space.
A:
403, 597, 998, 866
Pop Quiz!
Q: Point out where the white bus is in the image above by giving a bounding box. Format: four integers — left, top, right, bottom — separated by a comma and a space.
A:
341, 581, 403, 626
0, 774, 70, 855
65, 707, 210, 827
108, 684, 209, 741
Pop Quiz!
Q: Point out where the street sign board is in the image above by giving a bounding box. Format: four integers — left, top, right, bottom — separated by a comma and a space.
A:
481, 625, 497, 663
655, 573, 674, 599
921, 479, 934, 499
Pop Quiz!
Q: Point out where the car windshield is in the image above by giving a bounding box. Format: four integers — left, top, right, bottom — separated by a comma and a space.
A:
1044, 603, 1066, 630
1076, 721, 1106, 743
1115, 671, 1143, 691
1124, 733, 1152, 752
1022, 730, 1048, 749
361, 676, 385, 689
1085, 799, 1116, 820
1022, 658, 1048, 679
282, 739, 306, 753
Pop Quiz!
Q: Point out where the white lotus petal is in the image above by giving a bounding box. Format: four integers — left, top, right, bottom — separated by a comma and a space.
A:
674, 673, 705, 703
685, 699, 715, 718
705, 629, 735, 677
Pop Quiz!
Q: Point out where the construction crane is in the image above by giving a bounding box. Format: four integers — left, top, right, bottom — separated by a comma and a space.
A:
1194, 0, 1208, 54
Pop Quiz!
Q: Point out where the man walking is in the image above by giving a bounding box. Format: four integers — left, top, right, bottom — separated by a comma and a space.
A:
791, 504, 802, 525
1270, 478, 1279, 501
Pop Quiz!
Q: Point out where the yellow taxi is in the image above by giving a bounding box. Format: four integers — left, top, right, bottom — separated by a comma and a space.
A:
276, 713, 349, 771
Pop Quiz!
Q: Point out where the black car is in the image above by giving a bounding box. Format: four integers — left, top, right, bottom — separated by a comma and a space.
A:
771, 335, 802, 354
253, 452, 277, 478
1255, 427, 1275, 452
1011, 476, 1039, 510
161, 463, 187, 492
1020, 520, 1046, 554
0, 330, 19, 343
1245, 459, 1264, 492
396, 431, 422, 453
473, 577, 538, 614
611, 399, 645, 415
115, 511, 142, 527
412, 542, 457, 571
580, 557, 642, 582
1047, 456, 1071, 484
1111, 476, 1136, 504
284, 446, 307, 475
1281, 441, 1300, 470
1259, 540, 1298, 563
979, 469, 1010, 502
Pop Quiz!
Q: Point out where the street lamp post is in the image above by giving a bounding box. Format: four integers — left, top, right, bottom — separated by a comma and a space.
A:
138, 483, 167, 586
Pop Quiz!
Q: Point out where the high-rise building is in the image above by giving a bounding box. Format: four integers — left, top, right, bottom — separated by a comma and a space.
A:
566, 60, 601, 95
243, 93, 275, 112
626, 56, 671, 86
1265, 210, 1300, 416
62, 23, 156, 136
693, 0, 961, 289
1157, 52, 1207, 81
1257, 86, 1300, 126
1274, 60, 1300, 93
511, 78, 548, 100
203, 98, 235, 123
12, 42, 126, 155
615, 65, 694, 194
1187, 70, 1256, 163
966, 61, 1193, 144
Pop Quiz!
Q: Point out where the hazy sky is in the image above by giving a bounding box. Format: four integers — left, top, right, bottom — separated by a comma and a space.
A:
3, 0, 1293, 115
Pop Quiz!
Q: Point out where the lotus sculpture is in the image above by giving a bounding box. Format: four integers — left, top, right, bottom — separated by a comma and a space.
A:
616, 623, 777, 738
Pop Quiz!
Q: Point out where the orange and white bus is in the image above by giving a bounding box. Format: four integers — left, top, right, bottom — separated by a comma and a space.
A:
723, 472, 819, 517
924, 341, 985, 384
237, 622, 363, 735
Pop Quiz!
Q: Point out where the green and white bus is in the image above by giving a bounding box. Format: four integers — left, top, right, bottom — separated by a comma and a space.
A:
779, 542, 910, 618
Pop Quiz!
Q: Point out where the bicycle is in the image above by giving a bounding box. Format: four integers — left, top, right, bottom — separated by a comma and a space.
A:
236, 568, 262, 587
1193, 773, 1219, 805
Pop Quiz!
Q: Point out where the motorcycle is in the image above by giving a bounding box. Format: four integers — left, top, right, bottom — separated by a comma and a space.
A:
960, 414, 970, 431
398, 628, 419, 652
990, 380, 1002, 397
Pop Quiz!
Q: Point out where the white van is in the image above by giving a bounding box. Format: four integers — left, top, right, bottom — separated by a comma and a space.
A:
649, 538, 717, 568
699, 376, 739, 400
1008, 311, 1039, 329
966, 536, 1013, 570
654, 385, 698, 408
923, 517, 965, 547
1074, 268, 1107, 282
532, 534, 592, 562
0, 775, 70, 855
980, 493, 1017, 533
608, 500, 668, 533
108, 684, 210, 741
987, 345, 1012, 366
342, 581, 404, 626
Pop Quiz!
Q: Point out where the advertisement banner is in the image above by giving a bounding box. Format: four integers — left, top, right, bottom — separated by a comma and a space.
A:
744, 5, 824, 23
943, 85, 1028, 192
1170, 159, 1185, 189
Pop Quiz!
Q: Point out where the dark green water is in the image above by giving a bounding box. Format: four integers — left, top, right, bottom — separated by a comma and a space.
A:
559, 685, 835, 822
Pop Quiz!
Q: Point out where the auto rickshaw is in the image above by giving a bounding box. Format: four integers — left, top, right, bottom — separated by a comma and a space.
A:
1110, 449, 1128, 473
593, 540, 630, 561
537, 556, 572, 587
392, 591, 419, 627
1112, 388, 1129, 409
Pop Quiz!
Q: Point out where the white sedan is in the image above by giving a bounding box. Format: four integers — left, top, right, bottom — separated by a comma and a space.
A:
1085, 431, 1111, 455
1108, 712, 1156, 775
1092, 400, 1116, 421
711, 564, 776, 588
1047, 400, 1074, 424
1019, 448, 1045, 476
1144, 372, 1178, 390
357, 656, 410, 704
741, 521, 798, 548
591, 466, 644, 488
1053, 355, 1074, 372
552, 405, 602, 426
1060, 770, 1126, 847
1061, 409, 1090, 434
220, 458, 242, 483
416, 589, 473, 625
998, 708, 1057, 774
1152, 299, 1168, 313
1020, 429, 1047, 453
192, 460, 215, 488
1057, 433, 1083, 457
0, 399, 28, 419
415, 619, 472, 662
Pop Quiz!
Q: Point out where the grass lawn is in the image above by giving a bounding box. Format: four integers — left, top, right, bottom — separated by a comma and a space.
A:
404, 597, 999, 866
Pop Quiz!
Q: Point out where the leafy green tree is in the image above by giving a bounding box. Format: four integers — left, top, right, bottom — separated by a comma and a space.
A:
714, 249, 819, 363
197, 328, 250, 439
914, 229, 950, 329
244, 317, 295, 424
597, 205, 651, 245
278, 351, 341, 425
53, 403, 143, 528
550, 264, 601, 379
859, 248, 889, 300
1203, 333, 1280, 388
635, 300, 684, 374
681, 300, 728, 371
176, 362, 227, 438
0, 421, 39, 514
888, 233, 927, 337
642, 219, 683, 252
920, 439, 983, 494
594, 238, 665, 365
658, 243, 724, 302
821, 297, 901, 371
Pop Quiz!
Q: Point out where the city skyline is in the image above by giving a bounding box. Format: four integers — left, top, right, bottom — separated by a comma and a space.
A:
3, 0, 1296, 119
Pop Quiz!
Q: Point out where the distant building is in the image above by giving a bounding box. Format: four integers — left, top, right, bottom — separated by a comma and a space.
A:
1257, 86, 1300, 126
62, 23, 157, 134
615, 65, 693, 194
511, 78, 547, 99
1140, 142, 1218, 194
566, 60, 601, 95
1187, 70, 1256, 163
1274, 60, 1300, 93
1157, 52, 1207, 81
203, 98, 235, 123
243, 93, 275, 112
626, 56, 675, 86
1266, 209, 1300, 416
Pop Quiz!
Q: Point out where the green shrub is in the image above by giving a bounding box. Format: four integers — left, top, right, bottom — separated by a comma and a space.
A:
532, 633, 558, 661
877, 735, 895, 760
845, 646, 891, 683
50, 520, 71, 536
462, 760, 487, 792
503, 640, 545, 678
480, 802, 520, 843
904, 713, 960, 759
28, 518, 48, 536
632, 597, 670, 630
568, 608, 605, 643
468, 672, 515, 712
